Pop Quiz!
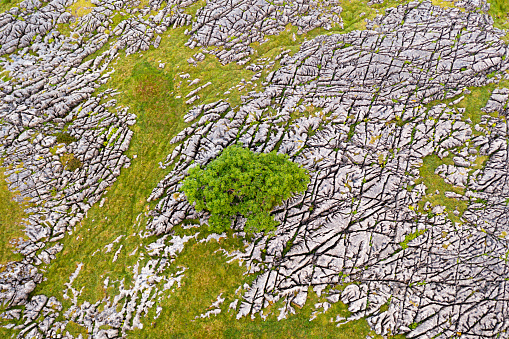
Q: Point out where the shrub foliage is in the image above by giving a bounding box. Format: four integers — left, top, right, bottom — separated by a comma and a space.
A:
181, 145, 310, 234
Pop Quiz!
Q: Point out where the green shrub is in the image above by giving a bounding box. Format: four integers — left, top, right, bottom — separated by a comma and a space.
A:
181, 145, 310, 235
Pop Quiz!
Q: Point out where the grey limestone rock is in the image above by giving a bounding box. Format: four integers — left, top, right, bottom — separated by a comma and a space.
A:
3, 0, 509, 337
144, 2, 509, 338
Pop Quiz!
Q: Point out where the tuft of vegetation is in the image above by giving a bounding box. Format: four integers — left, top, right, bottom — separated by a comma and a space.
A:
68, 0, 94, 17
60, 153, 83, 172
431, 0, 457, 9
54, 132, 78, 145
417, 154, 468, 225
416, 80, 509, 225
400, 229, 427, 250
181, 145, 310, 235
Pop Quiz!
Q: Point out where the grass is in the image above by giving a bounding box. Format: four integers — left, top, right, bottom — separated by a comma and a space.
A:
128, 232, 394, 339
321, 0, 415, 34
488, 0, 509, 41
0, 166, 30, 338
416, 154, 468, 225
0, 167, 28, 264
431, 0, 457, 9
66, 321, 89, 337
54, 132, 78, 145
415, 78, 509, 224
456, 85, 498, 126
68, 0, 95, 17
400, 229, 427, 250
424, 80, 509, 126
0, 0, 22, 13
108, 30, 258, 109
56, 23, 74, 38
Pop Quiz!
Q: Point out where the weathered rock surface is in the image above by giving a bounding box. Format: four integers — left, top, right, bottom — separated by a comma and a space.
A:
2, 0, 509, 338
186, 0, 343, 64
146, 2, 509, 338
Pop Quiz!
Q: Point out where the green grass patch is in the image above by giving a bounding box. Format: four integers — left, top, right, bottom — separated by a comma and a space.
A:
431, 0, 457, 9
56, 23, 73, 37
66, 321, 89, 336
417, 154, 468, 224
488, 0, 509, 39
423, 81, 509, 128
400, 229, 426, 250
0, 167, 28, 264
338, 0, 414, 33
129, 240, 391, 339
68, 0, 95, 17
0, 0, 22, 13
456, 82, 509, 125
185, 0, 207, 17
415, 78, 509, 226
